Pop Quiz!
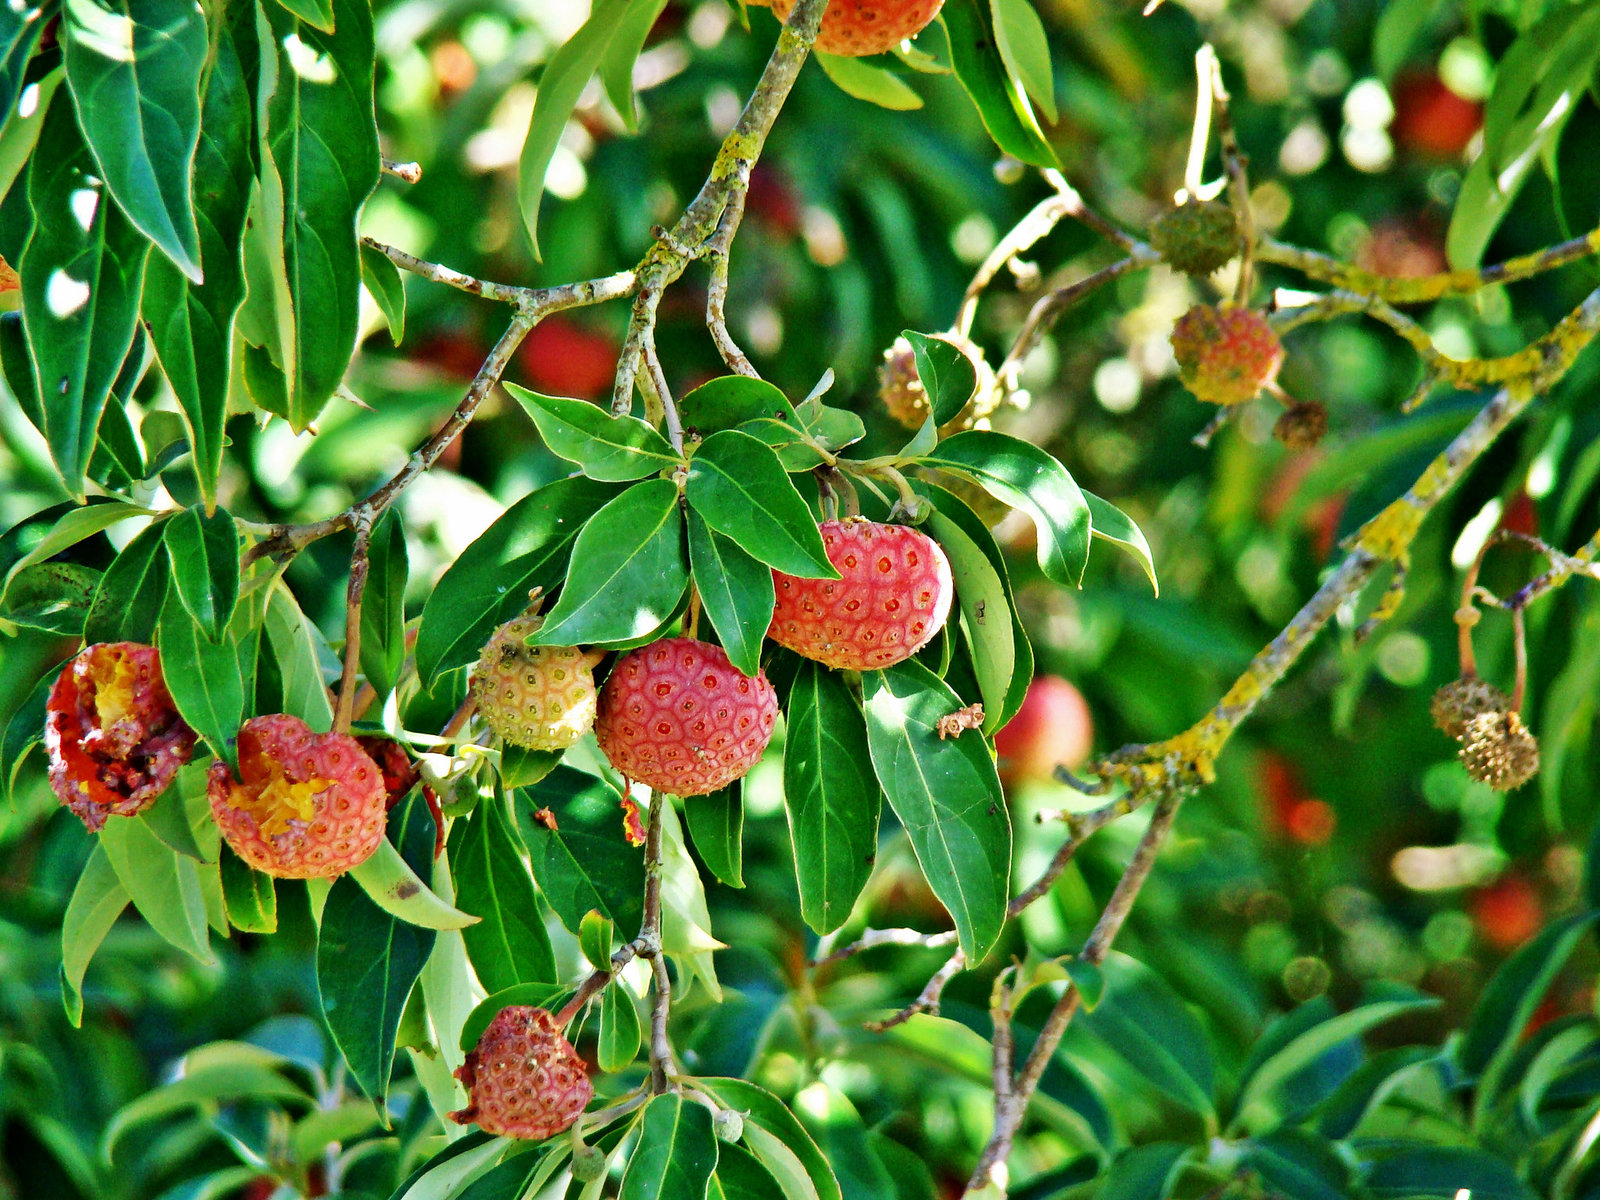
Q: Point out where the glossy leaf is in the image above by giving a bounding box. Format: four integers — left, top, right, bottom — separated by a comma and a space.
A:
258, 0, 380, 429
1, 560, 98, 635
62, 0, 207, 280
816, 53, 923, 110
920, 430, 1090, 587
499, 745, 561, 789
1, 673, 50, 806
263, 582, 334, 732
158, 587, 243, 767
680, 375, 790, 433
598, 0, 669, 131
359, 508, 407, 698
99, 809, 213, 964
686, 430, 836, 578
685, 781, 744, 889
506, 382, 680, 481
219, 845, 277, 935
902, 331, 976, 426
517, 766, 646, 933
923, 507, 1011, 735
518, 0, 629, 257
415, 475, 621, 685
359, 240, 405, 344
791, 1083, 895, 1200
60, 844, 129, 1026
620, 1094, 719, 1200
0, 500, 149, 610
273, 0, 333, 30
164, 506, 240, 643
346, 836, 479, 931
943, 0, 1057, 169
598, 978, 643, 1073
861, 660, 1009, 963
784, 662, 880, 934
990, 0, 1056, 123
694, 1079, 842, 1200
713, 1143, 790, 1200
1084, 491, 1157, 594
142, 6, 255, 511
1077, 952, 1216, 1119
0, 5, 51, 129
450, 795, 558, 993
527, 479, 689, 647
687, 508, 773, 678
580, 909, 614, 971
318, 790, 438, 1112
1364, 1148, 1535, 1199
19, 100, 150, 498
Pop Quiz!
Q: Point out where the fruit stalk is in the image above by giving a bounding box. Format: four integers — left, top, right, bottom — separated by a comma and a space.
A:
641, 785, 674, 1093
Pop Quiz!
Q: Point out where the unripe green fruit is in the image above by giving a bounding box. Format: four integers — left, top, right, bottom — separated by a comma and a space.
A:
571, 1145, 607, 1182
713, 1108, 745, 1143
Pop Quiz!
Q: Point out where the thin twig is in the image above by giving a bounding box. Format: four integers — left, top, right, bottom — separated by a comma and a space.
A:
705, 187, 758, 378
998, 255, 1153, 389
333, 510, 374, 734
642, 788, 674, 1093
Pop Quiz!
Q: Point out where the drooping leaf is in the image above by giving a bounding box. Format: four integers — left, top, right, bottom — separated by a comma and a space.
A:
0, 560, 98, 635
598, 0, 669, 131
685, 430, 836, 578
19, 99, 150, 498
619, 1094, 719, 1200
816, 53, 923, 110
526, 479, 689, 647
164, 505, 240, 643
317, 789, 438, 1113
358, 508, 407, 699
943, 0, 1058, 169
157, 587, 244, 767
258, 0, 380, 429
99, 809, 213, 964
450, 794, 558, 993
860, 659, 1009, 963
506, 381, 679, 482
598, 978, 643, 1073
345, 835, 479, 931
1084, 491, 1157, 595
784, 662, 880, 935
263, 581, 334, 732
517, 766, 645, 933
358, 240, 405, 344
684, 781, 744, 889
62, 0, 208, 280
414, 475, 622, 685
920, 430, 1090, 587
61, 843, 129, 1026
2, 672, 51, 806
922, 507, 1012, 735
902, 331, 977, 426
693, 1079, 842, 1200
219, 845, 278, 934
989, 0, 1056, 123
687, 508, 773, 678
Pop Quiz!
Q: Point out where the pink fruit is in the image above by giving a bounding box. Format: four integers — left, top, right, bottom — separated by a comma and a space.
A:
993, 675, 1093, 785
594, 638, 778, 796
1170, 305, 1284, 406
207, 715, 387, 879
450, 1006, 592, 1140
768, 519, 953, 672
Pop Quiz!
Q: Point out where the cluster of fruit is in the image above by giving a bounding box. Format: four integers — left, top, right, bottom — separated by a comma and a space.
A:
1430, 675, 1540, 792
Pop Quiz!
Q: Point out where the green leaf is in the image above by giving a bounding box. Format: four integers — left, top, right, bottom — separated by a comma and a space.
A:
687, 508, 773, 678
0, 5, 52, 129
137, 764, 213, 861
19, 100, 150, 498
164, 505, 240, 643
598, 0, 669, 131
693, 1079, 842, 1200
741, 399, 866, 472
359, 241, 405, 344
791, 1083, 895, 1200
61, 844, 129, 1026
273, 0, 333, 31
81, 524, 160, 643
1313, 1045, 1436, 1140
219, 845, 277, 934
103, 1064, 313, 1161
680, 375, 790, 434
815, 53, 923, 110
784, 663, 880, 934
318, 789, 438, 1113
506, 381, 679, 482
518, 0, 629, 258
1364, 1148, 1535, 1200
517, 766, 645, 934
989, 0, 1056, 123
598, 978, 643, 1073
450, 794, 558, 993
1372, 0, 1443, 80
359, 508, 407, 698
499, 744, 561, 789
158, 587, 243, 767
920, 430, 1090, 587
527, 478, 689, 647
684, 781, 744, 888
620, 1094, 719, 1200
1, 560, 98, 635
262, 582, 335, 732
62, 0, 207, 280
686, 430, 836, 578
2, 672, 51, 806
713, 1143, 789, 1200
922, 507, 1011, 735
1084, 491, 1157, 594
99, 809, 213, 964
258, 0, 380, 429
143, 5, 255, 511
902, 331, 976, 426
861, 660, 1009, 963
1077, 952, 1216, 1119
580, 909, 614, 970
415, 475, 622, 685
1098, 1144, 1190, 1200
459, 983, 571, 1055
943, 0, 1057, 169
346, 837, 479, 931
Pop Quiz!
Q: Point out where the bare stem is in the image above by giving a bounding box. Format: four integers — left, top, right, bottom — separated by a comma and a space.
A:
642, 788, 674, 1093
998, 255, 1153, 389
333, 510, 374, 734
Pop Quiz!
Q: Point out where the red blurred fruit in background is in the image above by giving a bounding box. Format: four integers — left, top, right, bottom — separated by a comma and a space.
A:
1259, 750, 1337, 845
1471, 873, 1543, 952
412, 331, 490, 379
1499, 489, 1539, 538
516, 316, 619, 401
1391, 72, 1483, 159
746, 163, 803, 240
1356, 216, 1448, 278
993, 675, 1093, 785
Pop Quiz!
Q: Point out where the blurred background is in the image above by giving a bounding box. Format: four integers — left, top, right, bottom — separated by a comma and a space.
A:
2, 0, 1600, 1195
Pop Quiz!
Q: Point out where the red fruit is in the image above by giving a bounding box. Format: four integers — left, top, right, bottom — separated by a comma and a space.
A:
752, 0, 944, 56
1391, 72, 1482, 160
355, 735, 421, 809
450, 1006, 592, 1140
1471, 874, 1543, 952
594, 638, 778, 796
516, 317, 619, 402
993, 675, 1093, 785
769, 519, 954, 671
45, 643, 196, 832
1170, 305, 1284, 406
207, 716, 387, 879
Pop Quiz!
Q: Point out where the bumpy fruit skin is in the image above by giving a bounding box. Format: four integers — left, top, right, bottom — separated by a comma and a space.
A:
471, 613, 600, 751
45, 642, 197, 831
450, 1006, 592, 1140
993, 675, 1093, 785
769, 520, 953, 671
1170, 305, 1284, 406
1459, 710, 1540, 791
595, 638, 777, 796
878, 336, 998, 432
1149, 200, 1240, 276
1430, 676, 1510, 741
1273, 401, 1328, 451
207, 716, 387, 878
754, 0, 944, 56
